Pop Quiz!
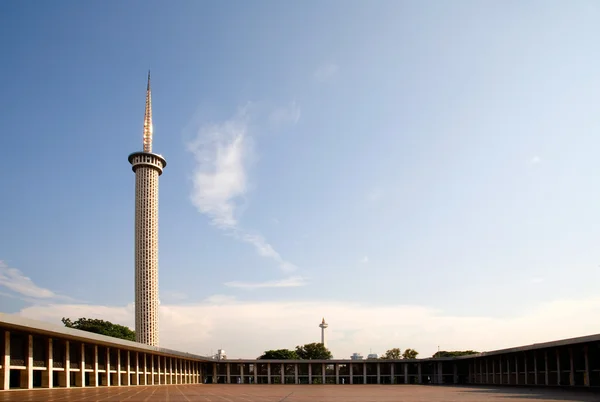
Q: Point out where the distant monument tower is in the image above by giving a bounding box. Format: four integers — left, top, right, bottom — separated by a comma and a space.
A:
128, 72, 167, 346
319, 317, 328, 347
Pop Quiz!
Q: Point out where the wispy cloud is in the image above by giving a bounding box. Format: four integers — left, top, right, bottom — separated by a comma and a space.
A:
187, 107, 298, 273
367, 187, 384, 203
268, 101, 301, 127
360, 256, 369, 264
15, 295, 600, 359
314, 62, 339, 82
224, 276, 307, 289
0, 261, 72, 301
530, 155, 541, 165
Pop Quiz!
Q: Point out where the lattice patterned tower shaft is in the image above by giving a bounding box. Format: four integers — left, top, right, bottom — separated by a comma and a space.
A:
128, 72, 166, 346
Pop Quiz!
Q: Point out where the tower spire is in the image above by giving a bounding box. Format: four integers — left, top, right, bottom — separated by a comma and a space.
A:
143, 70, 153, 153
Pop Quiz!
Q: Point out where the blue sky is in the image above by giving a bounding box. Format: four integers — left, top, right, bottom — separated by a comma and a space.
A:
2, 0, 600, 358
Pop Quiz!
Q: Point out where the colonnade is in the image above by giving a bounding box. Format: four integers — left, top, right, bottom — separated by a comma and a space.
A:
208, 360, 451, 385
467, 344, 598, 387
0, 329, 203, 390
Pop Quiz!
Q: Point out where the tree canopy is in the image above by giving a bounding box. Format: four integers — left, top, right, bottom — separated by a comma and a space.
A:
401, 348, 419, 359
295, 343, 333, 360
380, 348, 402, 360
432, 350, 479, 358
62, 317, 135, 342
258, 349, 299, 360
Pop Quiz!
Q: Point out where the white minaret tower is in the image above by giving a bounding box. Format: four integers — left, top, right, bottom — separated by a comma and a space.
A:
319, 317, 328, 347
128, 71, 166, 346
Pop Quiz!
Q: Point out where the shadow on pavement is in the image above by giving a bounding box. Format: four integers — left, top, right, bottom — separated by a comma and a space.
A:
455, 385, 600, 401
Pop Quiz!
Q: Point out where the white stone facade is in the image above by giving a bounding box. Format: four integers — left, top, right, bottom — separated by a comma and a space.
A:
130, 153, 165, 346
128, 73, 166, 347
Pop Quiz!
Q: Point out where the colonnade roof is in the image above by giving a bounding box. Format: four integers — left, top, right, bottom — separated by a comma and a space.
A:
216, 358, 455, 364
454, 332, 600, 359
0, 312, 213, 362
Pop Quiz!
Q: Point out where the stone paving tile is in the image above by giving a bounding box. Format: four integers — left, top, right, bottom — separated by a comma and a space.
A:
1, 385, 600, 402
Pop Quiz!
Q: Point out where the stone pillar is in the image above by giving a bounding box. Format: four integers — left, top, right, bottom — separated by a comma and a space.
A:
106, 347, 111, 386
80, 343, 85, 388
569, 348, 575, 386
294, 363, 298, 384
544, 350, 549, 386
281, 363, 284, 384
363, 363, 367, 384
157, 354, 161, 385
556, 349, 561, 386
42, 338, 53, 388
506, 358, 510, 385
438, 362, 443, 384
534, 352, 538, 385
515, 355, 518, 385
64, 341, 70, 388
349, 363, 353, 384
404, 363, 408, 384
584, 346, 590, 387
479, 359, 483, 384
117, 349, 126, 386
453, 363, 458, 384
468, 362, 472, 383
417, 363, 422, 384
212, 362, 217, 384
308, 363, 312, 384
498, 357, 504, 385
135, 352, 140, 386
1, 331, 9, 391
22, 334, 33, 389
254, 363, 258, 384
335, 363, 340, 384
524, 353, 528, 385
126, 351, 131, 386
492, 359, 495, 384
150, 355, 154, 385
143, 354, 148, 386
376, 362, 381, 384
322, 363, 325, 384
266, 363, 270, 384
169, 357, 173, 384
116, 349, 121, 386
485, 359, 488, 383
391, 363, 395, 384
171, 358, 177, 384
92, 345, 99, 387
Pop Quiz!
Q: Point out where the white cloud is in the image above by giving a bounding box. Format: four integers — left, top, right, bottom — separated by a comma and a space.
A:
268, 101, 301, 127
224, 276, 307, 289
0, 261, 72, 301
14, 296, 600, 360
360, 256, 369, 264
187, 108, 298, 274
530, 155, 541, 164
314, 62, 339, 82
367, 187, 384, 203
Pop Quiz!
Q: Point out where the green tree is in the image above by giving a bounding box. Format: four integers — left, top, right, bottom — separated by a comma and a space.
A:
380, 348, 402, 359
432, 350, 478, 358
258, 349, 299, 360
62, 317, 135, 342
401, 348, 419, 359
295, 342, 333, 360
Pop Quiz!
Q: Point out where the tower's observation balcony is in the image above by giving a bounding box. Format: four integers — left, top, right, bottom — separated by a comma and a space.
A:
128, 152, 167, 175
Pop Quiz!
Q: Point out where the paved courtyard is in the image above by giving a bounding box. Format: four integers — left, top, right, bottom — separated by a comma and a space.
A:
1, 385, 599, 402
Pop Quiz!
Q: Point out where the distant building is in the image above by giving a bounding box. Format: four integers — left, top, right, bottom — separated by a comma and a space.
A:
214, 349, 227, 360
350, 353, 364, 360
367, 353, 379, 359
